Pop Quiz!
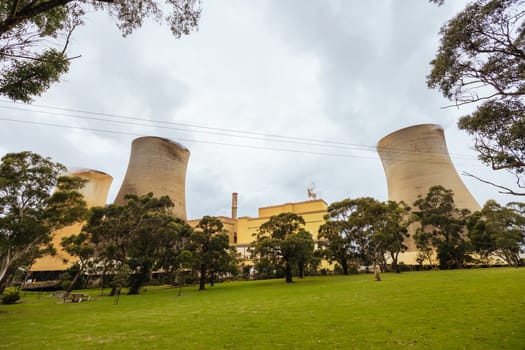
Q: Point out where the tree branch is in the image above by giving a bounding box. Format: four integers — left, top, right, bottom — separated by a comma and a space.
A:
0, 0, 73, 35
462, 171, 525, 196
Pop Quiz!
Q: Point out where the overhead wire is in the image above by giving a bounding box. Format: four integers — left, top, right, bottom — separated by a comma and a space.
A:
0, 117, 381, 159
0, 99, 478, 159
0, 100, 376, 150
0, 100, 483, 167
0, 105, 376, 151
0, 116, 485, 169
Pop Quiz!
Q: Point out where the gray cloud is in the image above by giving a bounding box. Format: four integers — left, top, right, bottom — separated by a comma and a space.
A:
1, 0, 517, 221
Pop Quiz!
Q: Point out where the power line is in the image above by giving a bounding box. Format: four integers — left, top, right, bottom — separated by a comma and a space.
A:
0, 118, 376, 159
0, 100, 375, 149
0, 105, 375, 151
0, 117, 482, 167
0, 99, 479, 159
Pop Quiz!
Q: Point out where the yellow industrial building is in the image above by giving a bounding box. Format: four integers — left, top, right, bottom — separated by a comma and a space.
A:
188, 194, 328, 260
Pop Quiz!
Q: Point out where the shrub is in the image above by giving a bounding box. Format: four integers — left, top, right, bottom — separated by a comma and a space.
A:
1, 292, 20, 305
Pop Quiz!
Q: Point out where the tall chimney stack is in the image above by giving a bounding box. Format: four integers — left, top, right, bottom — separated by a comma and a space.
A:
231, 192, 238, 220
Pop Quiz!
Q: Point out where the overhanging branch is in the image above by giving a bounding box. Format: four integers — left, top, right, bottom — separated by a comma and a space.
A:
462, 171, 525, 196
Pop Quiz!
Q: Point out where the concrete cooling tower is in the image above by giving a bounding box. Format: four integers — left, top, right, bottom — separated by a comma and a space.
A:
31, 169, 113, 272
114, 136, 190, 220
377, 124, 480, 252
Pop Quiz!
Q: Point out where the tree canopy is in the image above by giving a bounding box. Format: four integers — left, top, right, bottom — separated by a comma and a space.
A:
413, 186, 471, 269
252, 213, 314, 283
319, 198, 411, 275
468, 199, 525, 266
318, 200, 360, 275
0, 151, 87, 293
427, 0, 525, 195
82, 193, 193, 294
189, 216, 234, 290
0, 0, 201, 102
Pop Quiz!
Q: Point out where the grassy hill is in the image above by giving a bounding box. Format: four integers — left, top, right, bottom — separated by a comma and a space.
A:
1, 268, 524, 349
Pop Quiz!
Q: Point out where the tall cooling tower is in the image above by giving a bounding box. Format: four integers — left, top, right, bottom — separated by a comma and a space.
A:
31, 169, 113, 272
377, 124, 480, 252
114, 136, 190, 220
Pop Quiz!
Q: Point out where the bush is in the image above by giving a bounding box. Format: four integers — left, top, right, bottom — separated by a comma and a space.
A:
58, 272, 72, 290
1, 291, 20, 305
397, 262, 413, 272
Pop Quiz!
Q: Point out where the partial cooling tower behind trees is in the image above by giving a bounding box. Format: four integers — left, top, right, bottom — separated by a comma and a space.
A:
114, 136, 190, 220
377, 124, 480, 251
31, 169, 113, 272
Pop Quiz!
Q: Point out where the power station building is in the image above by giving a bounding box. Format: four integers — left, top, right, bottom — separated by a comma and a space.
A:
188, 195, 328, 259
29, 125, 482, 274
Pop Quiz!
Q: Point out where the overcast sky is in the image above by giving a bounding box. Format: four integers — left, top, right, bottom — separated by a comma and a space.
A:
0, 0, 519, 219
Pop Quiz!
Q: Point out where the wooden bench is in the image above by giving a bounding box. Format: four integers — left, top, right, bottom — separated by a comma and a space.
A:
67, 293, 91, 303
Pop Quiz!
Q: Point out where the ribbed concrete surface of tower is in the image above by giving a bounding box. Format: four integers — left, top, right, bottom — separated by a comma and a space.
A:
30, 169, 113, 272
114, 136, 190, 220
377, 124, 480, 252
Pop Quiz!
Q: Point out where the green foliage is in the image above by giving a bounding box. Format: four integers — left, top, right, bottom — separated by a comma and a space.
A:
1, 290, 20, 304
289, 230, 317, 278
253, 212, 315, 283
109, 263, 131, 290
428, 0, 525, 194
318, 201, 359, 275
457, 100, 525, 193
374, 200, 412, 272
58, 271, 72, 290
320, 198, 411, 273
0, 151, 87, 293
189, 216, 235, 290
468, 200, 525, 266
0, 0, 201, 101
413, 186, 471, 269
0, 49, 70, 102
82, 193, 193, 294
61, 231, 94, 294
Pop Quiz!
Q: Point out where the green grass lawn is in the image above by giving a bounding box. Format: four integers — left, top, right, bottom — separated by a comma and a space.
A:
1, 268, 524, 349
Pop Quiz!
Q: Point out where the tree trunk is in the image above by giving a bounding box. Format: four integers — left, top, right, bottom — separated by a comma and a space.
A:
199, 264, 206, 290
0, 253, 12, 286
0, 273, 12, 294
391, 253, 400, 273
210, 271, 215, 287
128, 263, 151, 295
373, 263, 381, 281
298, 263, 304, 279
64, 269, 82, 297
285, 263, 293, 283
341, 257, 349, 275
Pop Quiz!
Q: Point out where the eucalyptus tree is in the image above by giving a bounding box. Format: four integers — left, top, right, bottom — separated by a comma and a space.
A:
253, 213, 314, 283
61, 231, 93, 295
189, 216, 233, 290
320, 198, 411, 275
428, 0, 525, 195
0, 151, 87, 293
468, 200, 525, 266
318, 201, 359, 275
374, 201, 412, 273
83, 193, 193, 294
0, 0, 201, 102
326, 198, 387, 277
413, 186, 471, 269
